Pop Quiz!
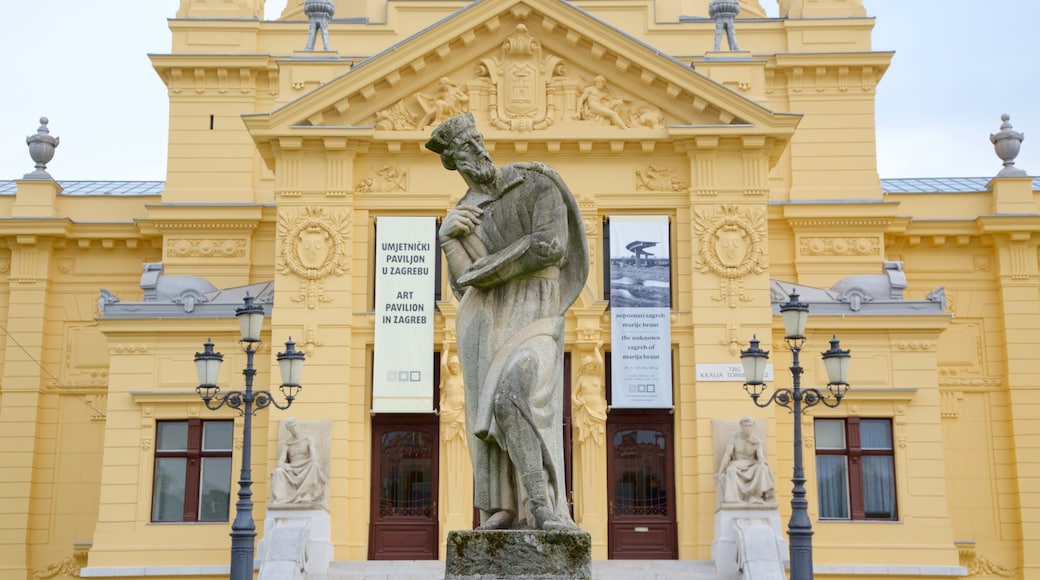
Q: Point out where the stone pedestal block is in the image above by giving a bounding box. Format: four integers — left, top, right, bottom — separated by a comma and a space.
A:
445, 529, 591, 580
711, 506, 787, 579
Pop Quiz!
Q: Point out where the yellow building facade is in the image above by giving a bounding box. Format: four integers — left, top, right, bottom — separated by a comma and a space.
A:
0, 0, 1036, 578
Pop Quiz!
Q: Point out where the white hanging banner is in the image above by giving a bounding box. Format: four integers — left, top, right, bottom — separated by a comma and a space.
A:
609, 215, 673, 409
373, 217, 436, 412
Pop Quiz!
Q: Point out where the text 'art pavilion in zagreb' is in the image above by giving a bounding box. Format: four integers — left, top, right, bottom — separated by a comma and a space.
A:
1, 0, 1038, 579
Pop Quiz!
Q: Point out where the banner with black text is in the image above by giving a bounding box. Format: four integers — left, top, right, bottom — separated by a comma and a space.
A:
609, 215, 673, 408
373, 217, 436, 412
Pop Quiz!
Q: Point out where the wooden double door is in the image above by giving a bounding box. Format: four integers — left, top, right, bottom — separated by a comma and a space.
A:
607, 410, 678, 559
368, 414, 439, 560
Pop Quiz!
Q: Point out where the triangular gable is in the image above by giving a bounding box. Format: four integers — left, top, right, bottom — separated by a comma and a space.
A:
245, 0, 799, 147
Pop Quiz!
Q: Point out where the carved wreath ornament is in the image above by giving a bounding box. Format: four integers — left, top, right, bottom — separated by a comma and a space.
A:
277, 207, 351, 308
694, 204, 767, 307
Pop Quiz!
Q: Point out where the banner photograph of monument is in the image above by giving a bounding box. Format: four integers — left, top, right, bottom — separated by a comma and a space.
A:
609, 216, 673, 409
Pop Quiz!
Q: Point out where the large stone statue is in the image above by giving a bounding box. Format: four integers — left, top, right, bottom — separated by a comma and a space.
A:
427, 113, 589, 531
716, 417, 775, 505
270, 417, 327, 507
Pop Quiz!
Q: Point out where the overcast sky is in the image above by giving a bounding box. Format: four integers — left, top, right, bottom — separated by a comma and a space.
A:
1, 0, 1037, 182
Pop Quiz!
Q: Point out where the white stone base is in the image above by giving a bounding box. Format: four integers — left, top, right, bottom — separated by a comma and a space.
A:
258, 508, 333, 577
711, 506, 787, 579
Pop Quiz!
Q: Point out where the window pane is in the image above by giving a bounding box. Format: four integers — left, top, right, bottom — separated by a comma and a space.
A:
862, 456, 897, 519
153, 458, 186, 521
860, 420, 893, 450
612, 429, 668, 516
815, 420, 846, 450
156, 422, 188, 451
203, 421, 233, 451
199, 457, 232, 521
816, 455, 849, 519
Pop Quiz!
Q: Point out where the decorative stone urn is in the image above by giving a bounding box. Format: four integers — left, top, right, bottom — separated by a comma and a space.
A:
990, 114, 1026, 177
25, 117, 59, 179
709, 0, 742, 18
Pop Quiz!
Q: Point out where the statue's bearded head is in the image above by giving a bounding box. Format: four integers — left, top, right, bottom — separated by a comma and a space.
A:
424, 113, 497, 184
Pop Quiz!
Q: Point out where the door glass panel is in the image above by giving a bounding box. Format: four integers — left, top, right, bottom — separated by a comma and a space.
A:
378, 430, 433, 518
612, 429, 667, 516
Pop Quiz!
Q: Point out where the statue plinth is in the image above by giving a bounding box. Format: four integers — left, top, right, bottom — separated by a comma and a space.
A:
445, 529, 592, 580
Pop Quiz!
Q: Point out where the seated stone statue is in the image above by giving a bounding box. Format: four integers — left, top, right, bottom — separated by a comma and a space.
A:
716, 417, 775, 506
270, 417, 327, 507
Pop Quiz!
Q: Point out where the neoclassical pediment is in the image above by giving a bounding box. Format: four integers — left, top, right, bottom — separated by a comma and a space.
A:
245, 0, 799, 155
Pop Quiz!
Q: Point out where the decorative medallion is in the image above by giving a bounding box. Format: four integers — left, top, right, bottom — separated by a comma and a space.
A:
277, 207, 352, 308
694, 204, 767, 307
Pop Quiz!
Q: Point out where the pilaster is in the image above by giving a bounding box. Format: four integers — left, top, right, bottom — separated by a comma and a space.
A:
571, 307, 609, 559
0, 236, 54, 578
979, 216, 1040, 578
686, 142, 774, 558
269, 141, 358, 557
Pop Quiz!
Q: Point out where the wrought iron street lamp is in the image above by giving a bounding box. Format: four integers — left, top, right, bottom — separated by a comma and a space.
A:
739, 291, 850, 580
194, 294, 305, 580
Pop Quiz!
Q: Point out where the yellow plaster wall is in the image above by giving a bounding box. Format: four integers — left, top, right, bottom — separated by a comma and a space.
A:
2, 2, 1037, 578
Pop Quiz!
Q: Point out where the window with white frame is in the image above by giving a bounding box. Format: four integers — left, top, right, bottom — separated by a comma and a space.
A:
815, 418, 897, 520
151, 419, 233, 522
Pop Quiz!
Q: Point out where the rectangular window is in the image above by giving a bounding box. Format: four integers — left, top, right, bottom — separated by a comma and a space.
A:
152, 419, 233, 522
815, 418, 897, 521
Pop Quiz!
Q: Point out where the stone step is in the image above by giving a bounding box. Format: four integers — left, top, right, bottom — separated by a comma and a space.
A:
309, 559, 722, 580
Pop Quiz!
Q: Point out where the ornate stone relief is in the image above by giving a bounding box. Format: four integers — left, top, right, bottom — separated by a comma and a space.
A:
356, 165, 408, 193
277, 207, 352, 308
32, 553, 84, 579
694, 204, 768, 307
166, 239, 247, 258
799, 236, 878, 256
373, 23, 665, 133
636, 165, 688, 192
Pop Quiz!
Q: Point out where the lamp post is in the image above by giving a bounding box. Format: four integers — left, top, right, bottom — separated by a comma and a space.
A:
194, 294, 305, 580
739, 291, 850, 580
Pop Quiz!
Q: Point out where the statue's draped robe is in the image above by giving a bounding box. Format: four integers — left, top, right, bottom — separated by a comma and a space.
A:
719, 436, 775, 504
270, 435, 325, 505
453, 163, 587, 528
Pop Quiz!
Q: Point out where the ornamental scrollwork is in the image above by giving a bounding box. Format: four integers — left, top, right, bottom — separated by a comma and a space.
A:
277, 207, 352, 308
694, 204, 768, 307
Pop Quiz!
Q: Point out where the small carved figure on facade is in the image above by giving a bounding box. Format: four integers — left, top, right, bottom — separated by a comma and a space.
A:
576, 75, 628, 129
572, 347, 607, 446
440, 341, 466, 442
716, 417, 775, 505
427, 113, 588, 531
709, 0, 741, 52
375, 101, 418, 131
636, 165, 688, 192
303, 0, 335, 52
270, 417, 327, 506
416, 77, 470, 129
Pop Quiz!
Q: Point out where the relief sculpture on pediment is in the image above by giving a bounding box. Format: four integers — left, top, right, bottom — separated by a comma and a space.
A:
478, 24, 563, 131
374, 23, 667, 132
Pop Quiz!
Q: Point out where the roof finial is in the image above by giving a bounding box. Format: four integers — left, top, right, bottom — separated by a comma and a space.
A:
990, 114, 1027, 177
304, 0, 335, 52
709, 0, 741, 52
25, 117, 60, 180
